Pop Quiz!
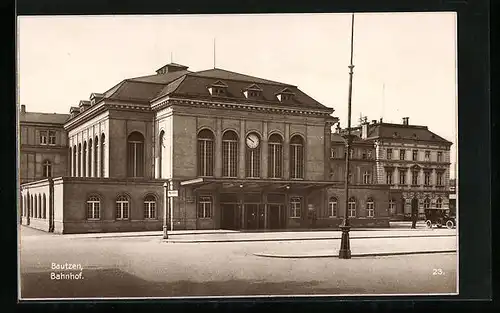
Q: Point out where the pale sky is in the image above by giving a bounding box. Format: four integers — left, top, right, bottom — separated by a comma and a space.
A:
17, 13, 457, 178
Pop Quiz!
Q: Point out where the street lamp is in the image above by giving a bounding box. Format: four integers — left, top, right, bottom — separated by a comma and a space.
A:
163, 182, 168, 239
339, 13, 355, 259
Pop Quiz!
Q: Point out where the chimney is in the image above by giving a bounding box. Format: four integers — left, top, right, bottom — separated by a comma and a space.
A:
335, 123, 341, 134
20, 104, 26, 114
379, 117, 383, 123
402, 117, 409, 125
371, 119, 377, 125
361, 120, 369, 139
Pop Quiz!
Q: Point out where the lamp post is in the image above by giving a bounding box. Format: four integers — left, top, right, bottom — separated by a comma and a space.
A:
163, 182, 168, 239
339, 13, 355, 259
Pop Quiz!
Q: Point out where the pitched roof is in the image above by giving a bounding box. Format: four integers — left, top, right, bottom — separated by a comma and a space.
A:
20, 112, 70, 125
365, 123, 452, 145
89, 66, 330, 111
192, 68, 290, 86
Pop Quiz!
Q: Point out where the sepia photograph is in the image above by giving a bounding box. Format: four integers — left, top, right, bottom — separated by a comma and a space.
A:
17, 12, 458, 299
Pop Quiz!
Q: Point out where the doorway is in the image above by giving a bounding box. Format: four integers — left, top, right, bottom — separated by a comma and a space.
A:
268, 204, 286, 229
221, 203, 240, 230
245, 204, 265, 230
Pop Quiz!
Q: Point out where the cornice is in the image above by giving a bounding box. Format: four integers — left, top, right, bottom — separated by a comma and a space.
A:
152, 97, 334, 118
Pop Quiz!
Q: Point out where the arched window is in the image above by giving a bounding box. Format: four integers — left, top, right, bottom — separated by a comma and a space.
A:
366, 197, 375, 217
290, 197, 301, 218
116, 195, 130, 220
42, 160, 52, 178
436, 197, 442, 208
245, 132, 261, 178
101, 134, 105, 177
222, 131, 238, 178
389, 198, 396, 215
94, 137, 99, 177
197, 129, 214, 177
290, 135, 304, 179
197, 196, 213, 218
144, 194, 157, 219
73, 145, 77, 177
42, 194, 47, 219
88, 138, 93, 177
78, 143, 82, 177
348, 197, 356, 218
328, 197, 338, 218
158, 130, 165, 179
127, 132, 144, 177
424, 197, 431, 209
87, 195, 100, 220
82, 141, 87, 177
268, 134, 283, 178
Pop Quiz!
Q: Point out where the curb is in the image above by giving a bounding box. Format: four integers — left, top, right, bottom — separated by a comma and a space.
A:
253, 249, 457, 259
165, 234, 456, 243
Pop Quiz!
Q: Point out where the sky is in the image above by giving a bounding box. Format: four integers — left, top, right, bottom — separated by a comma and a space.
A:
17, 13, 457, 178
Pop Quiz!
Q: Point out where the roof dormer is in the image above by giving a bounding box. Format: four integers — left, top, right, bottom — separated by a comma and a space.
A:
207, 80, 228, 96
90, 93, 104, 105
243, 83, 263, 99
79, 100, 91, 112
70, 106, 80, 119
275, 87, 295, 102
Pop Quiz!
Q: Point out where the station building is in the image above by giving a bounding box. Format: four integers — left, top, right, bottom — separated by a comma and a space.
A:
19, 63, 392, 233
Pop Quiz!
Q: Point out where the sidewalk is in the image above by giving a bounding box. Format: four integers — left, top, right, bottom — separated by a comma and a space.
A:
253, 235, 457, 259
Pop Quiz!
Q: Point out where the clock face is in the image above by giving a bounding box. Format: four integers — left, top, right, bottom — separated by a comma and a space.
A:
246, 134, 260, 149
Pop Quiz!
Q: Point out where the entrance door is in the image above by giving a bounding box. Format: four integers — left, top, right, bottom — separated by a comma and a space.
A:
269, 204, 285, 229
221, 203, 238, 230
245, 204, 259, 230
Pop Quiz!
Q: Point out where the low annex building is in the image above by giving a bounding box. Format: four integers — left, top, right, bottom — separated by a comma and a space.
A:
19, 62, 392, 234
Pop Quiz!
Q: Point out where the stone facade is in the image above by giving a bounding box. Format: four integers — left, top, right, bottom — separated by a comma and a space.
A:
19, 63, 394, 233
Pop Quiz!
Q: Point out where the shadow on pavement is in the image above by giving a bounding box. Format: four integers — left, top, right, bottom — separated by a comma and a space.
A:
20, 268, 367, 298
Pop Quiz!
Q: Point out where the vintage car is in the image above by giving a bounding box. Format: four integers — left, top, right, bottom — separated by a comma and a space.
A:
424, 208, 456, 229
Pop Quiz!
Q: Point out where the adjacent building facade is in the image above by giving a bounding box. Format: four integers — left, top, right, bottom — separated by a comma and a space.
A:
20, 62, 395, 233
345, 117, 454, 220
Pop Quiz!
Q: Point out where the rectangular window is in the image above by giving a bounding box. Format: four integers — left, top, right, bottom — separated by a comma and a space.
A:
48, 131, 56, 145
290, 197, 301, 218
197, 196, 212, 218
366, 202, 374, 217
363, 171, 371, 184
425, 151, 431, 161
40, 130, 48, 145
389, 200, 396, 214
412, 150, 418, 161
437, 152, 443, 162
412, 171, 419, 185
436, 172, 443, 186
144, 202, 156, 219
399, 169, 406, 185
386, 170, 393, 185
424, 172, 431, 186
386, 148, 393, 160
329, 202, 337, 218
348, 202, 356, 217
116, 202, 129, 220
268, 143, 282, 178
399, 149, 406, 160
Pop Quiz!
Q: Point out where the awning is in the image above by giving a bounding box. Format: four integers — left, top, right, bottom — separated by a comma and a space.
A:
180, 177, 338, 192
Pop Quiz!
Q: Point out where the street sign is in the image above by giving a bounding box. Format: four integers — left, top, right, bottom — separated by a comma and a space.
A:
167, 190, 178, 197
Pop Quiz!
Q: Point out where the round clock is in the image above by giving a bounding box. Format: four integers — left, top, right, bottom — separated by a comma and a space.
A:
246, 133, 260, 149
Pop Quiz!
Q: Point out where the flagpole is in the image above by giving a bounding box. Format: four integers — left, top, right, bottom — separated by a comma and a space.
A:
339, 12, 355, 259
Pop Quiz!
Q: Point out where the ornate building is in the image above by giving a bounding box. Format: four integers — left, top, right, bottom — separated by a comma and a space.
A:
346, 117, 453, 220
19, 62, 392, 233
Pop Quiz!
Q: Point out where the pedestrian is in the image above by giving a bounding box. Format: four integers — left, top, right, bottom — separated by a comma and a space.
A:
411, 211, 417, 229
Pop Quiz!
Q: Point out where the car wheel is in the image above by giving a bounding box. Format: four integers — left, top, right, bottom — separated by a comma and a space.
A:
426, 220, 432, 228
446, 220, 454, 229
